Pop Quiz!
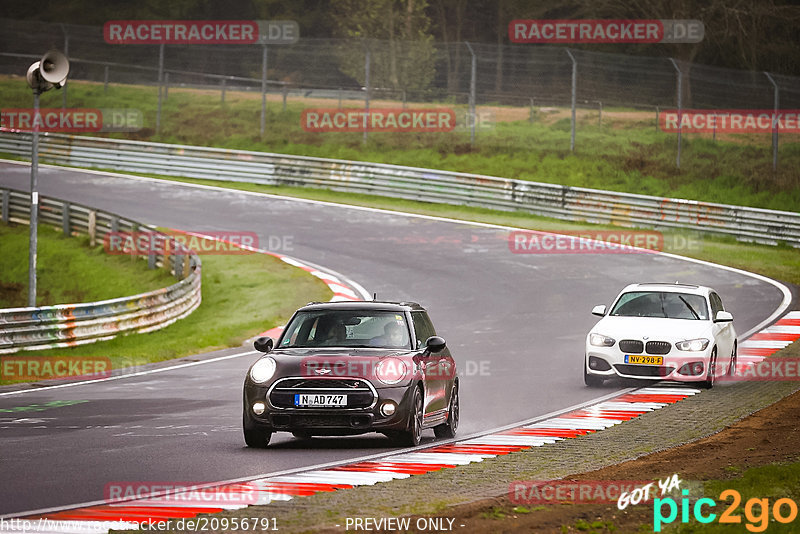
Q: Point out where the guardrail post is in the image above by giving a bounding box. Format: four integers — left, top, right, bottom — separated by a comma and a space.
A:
111, 217, 119, 233
1, 189, 8, 223
62, 202, 70, 236
174, 252, 184, 280
147, 231, 156, 269
565, 49, 577, 153
88, 210, 96, 247
183, 256, 191, 279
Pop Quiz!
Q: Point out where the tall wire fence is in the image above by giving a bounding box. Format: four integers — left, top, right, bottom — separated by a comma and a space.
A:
1, 18, 799, 164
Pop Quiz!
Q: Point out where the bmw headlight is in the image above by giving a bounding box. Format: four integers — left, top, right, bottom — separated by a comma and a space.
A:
589, 333, 615, 347
676, 338, 710, 352
249, 357, 277, 383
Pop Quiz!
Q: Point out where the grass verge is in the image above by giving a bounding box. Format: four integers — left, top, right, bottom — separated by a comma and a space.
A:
1, 226, 332, 385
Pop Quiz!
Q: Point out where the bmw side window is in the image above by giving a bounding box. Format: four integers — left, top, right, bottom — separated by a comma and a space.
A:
411, 312, 435, 349
710, 293, 724, 318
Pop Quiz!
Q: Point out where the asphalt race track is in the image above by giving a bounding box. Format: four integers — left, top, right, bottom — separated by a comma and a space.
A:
0, 161, 789, 516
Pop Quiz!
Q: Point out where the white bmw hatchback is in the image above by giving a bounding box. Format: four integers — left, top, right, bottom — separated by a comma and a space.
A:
585, 283, 737, 388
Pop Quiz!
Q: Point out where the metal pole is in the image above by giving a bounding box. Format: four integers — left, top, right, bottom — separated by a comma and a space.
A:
668, 58, 682, 169
529, 97, 534, 123
655, 105, 659, 133
282, 84, 287, 111
156, 43, 164, 135
221, 78, 226, 103
103, 65, 109, 94
598, 101, 602, 127
565, 49, 577, 152
764, 71, 779, 173
28, 90, 40, 307
260, 45, 267, 137
465, 42, 476, 146
164, 72, 169, 100
363, 46, 370, 145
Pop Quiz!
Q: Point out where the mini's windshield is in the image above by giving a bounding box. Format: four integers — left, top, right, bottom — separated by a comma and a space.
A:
278, 310, 412, 349
609, 291, 709, 320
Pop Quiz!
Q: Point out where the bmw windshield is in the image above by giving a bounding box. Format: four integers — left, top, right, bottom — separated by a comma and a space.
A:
278, 310, 413, 349
609, 291, 709, 320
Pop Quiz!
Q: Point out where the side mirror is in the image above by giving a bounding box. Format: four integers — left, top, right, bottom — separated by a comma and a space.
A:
592, 305, 607, 317
254, 337, 274, 353
424, 336, 446, 354
715, 311, 733, 323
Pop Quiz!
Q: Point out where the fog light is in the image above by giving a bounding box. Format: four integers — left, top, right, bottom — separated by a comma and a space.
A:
252, 402, 266, 415
380, 401, 396, 417
588, 356, 611, 371
678, 362, 704, 376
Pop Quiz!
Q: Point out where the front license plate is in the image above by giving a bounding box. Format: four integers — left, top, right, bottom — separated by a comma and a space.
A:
294, 394, 347, 407
625, 355, 663, 365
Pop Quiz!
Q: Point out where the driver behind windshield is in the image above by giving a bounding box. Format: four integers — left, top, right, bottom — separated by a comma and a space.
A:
370, 321, 408, 347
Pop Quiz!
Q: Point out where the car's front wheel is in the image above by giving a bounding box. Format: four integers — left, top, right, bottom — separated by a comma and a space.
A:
434, 385, 459, 439
243, 426, 272, 448
701, 347, 718, 389
398, 387, 423, 447
584, 359, 604, 387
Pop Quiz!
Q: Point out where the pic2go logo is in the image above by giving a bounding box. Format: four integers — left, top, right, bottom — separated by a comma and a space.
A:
654, 489, 800, 532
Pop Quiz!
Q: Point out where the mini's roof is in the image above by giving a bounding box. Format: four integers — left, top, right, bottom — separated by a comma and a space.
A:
299, 300, 426, 312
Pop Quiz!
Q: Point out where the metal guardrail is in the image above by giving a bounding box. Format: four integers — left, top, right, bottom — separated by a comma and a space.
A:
0, 186, 202, 354
0, 131, 798, 246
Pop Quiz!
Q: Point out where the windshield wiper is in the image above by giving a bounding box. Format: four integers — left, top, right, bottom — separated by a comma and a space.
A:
678, 296, 700, 320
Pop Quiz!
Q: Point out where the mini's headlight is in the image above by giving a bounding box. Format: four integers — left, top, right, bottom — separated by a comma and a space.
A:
676, 338, 710, 352
375, 358, 407, 385
249, 357, 277, 383
589, 333, 615, 347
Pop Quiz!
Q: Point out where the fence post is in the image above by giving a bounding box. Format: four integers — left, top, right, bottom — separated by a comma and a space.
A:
164, 72, 169, 100
764, 72, 779, 173
655, 105, 659, 132
597, 101, 602, 127
104, 65, 109, 94
565, 49, 577, 152
260, 45, 268, 137
465, 42, 477, 146
61, 28, 69, 110
668, 58, 682, 169
282, 84, 288, 111
529, 98, 535, 123
363, 44, 370, 145
156, 43, 165, 135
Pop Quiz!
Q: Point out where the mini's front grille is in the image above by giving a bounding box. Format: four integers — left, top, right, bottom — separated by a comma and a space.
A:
645, 341, 672, 355
619, 340, 644, 353
269, 377, 375, 409
272, 414, 373, 428
614, 364, 674, 377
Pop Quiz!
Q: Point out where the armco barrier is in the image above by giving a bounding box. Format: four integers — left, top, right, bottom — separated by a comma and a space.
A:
0, 186, 201, 354
0, 131, 799, 245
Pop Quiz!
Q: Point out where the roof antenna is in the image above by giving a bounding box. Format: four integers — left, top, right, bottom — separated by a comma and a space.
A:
674, 280, 679, 284
373, 292, 377, 301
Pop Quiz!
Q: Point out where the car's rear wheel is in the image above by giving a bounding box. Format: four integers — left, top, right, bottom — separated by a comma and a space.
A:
434, 385, 459, 439
584, 359, 604, 387
701, 347, 718, 389
398, 387, 423, 447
